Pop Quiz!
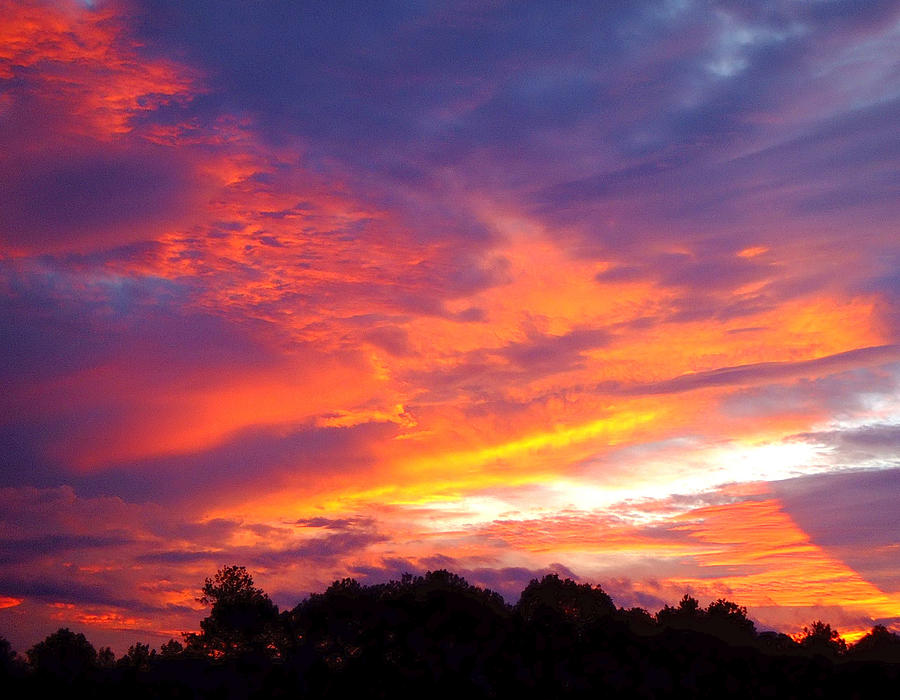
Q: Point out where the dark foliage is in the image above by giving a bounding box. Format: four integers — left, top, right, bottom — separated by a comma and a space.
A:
4, 566, 899, 698
799, 620, 848, 658
26, 627, 97, 680
187, 564, 281, 660
849, 624, 900, 663
516, 573, 615, 627
0, 634, 23, 677
119, 642, 156, 671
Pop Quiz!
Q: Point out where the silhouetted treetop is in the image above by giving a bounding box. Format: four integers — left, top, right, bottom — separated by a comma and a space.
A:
27, 627, 97, 679
191, 565, 280, 659
516, 574, 615, 626
656, 593, 703, 628
0, 635, 16, 675
618, 606, 655, 632
118, 642, 155, 671
654, 594, 757, 642
199, 565, 264, 607
757, 630, 800, 654
704, 598, 756, 639
97, 646, 116, 669
159, 638, 184, 658
849, 624, 900, 662
799, 620, 847, 657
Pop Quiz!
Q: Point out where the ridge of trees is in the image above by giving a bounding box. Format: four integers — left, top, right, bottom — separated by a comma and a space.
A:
2, 565, 899, 697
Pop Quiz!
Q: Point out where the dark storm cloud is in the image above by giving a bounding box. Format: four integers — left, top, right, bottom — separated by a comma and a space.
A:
536, 95, 900, 257
789, 423, 900, 466
121, 0, 900, 325
498, 327, 613, 372
130, 1, 636, 149
254, 531, 389, 566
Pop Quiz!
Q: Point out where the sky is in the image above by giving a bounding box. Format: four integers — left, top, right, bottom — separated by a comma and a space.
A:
1, 0, 899, 653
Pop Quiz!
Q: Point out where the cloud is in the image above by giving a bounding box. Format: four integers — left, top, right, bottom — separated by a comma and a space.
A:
0, 145, 210, 251
0, 259, 276, 386
774, 468, 900, 593
0, 0, 205, 253
619, 345, 900, 396
408, 326, 615, 403
69, 420, 396, 505
295, 516, 377, 530
0, 534, 135, 566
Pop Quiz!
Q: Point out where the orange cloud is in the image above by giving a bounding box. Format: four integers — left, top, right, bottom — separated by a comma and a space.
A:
667, 495, 900, 639
0, 0, 197, 136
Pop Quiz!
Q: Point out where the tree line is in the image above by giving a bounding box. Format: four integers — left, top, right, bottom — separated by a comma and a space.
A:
3, 565, 899, 698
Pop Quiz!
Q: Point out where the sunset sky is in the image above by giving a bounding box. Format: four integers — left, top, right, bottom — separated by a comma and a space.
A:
1, 0, 899, 653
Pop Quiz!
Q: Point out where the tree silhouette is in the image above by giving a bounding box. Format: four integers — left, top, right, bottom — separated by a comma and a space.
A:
757, 630, 799, 654
286, 576, 377, 671
118, 642, 155, 671
850, 624, 900, 662
9, 567, 900, 697
656, 593, 704, 630
798, 620, 846, 657
618, 606, 655, 634
27, 627, 97, 679
516, 574, 615, 627
159, 638, 184, 658
704, 598, 756, 641
191, 565, 280, 659
97, 646, 116, 669
0, 635, 17, 675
